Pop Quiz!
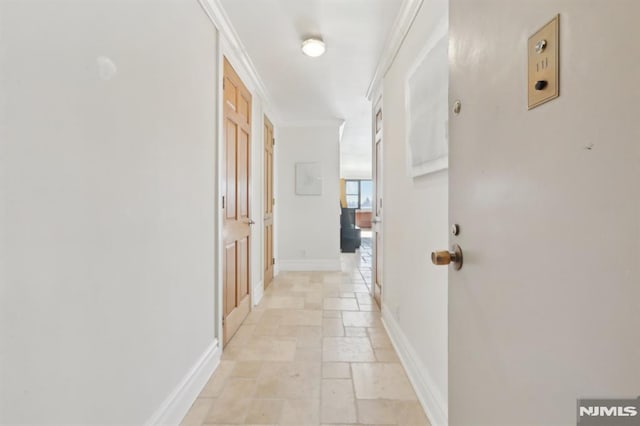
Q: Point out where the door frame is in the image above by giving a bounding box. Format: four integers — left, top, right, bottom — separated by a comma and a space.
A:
372, 91, 384, 306
216, 43, 258, 347
220, 56, 253, 345
263, 115, 275, 288
216, 38, 275, 347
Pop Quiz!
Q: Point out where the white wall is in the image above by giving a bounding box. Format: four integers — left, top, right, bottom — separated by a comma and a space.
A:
380, 0, 449, 424
276, 125, 341, 271
0, 1, 219, 423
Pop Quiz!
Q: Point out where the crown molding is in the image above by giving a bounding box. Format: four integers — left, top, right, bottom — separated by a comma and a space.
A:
366, 0, 424, 100
197, 0, 281, 124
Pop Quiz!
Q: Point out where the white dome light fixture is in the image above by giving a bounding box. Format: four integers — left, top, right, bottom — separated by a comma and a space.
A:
301, 37, 326, 57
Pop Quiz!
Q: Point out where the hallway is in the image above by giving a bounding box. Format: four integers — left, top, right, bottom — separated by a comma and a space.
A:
180, 255, 429, 425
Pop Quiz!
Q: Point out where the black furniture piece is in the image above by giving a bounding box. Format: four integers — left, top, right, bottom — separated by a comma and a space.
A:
340, 207, 361, 253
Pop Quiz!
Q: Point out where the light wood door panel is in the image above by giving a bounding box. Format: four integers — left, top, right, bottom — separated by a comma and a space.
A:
238, 129, 249, 219
264, 116, 274, 287
222, 57, 252, 345
225, 120, 237, 220
224, 242, 236, 317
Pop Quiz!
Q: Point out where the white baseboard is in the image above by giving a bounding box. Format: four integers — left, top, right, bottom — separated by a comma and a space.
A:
253, 280, 264, 306
278, 259, 341, 271
381, 307, 448, 426
146, 340, 221, 426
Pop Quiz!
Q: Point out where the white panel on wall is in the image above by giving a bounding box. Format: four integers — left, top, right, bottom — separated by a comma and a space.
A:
405, 22, 448, 177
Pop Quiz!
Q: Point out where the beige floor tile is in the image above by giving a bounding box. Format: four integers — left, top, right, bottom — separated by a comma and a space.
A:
396, 400, 431, 425
341, 284, 369, 293
256, 361, 321, 399
323, 297, 359, 311
237, 336, 297, 361
374, 348, 400, 363
217, 377, 257, 400
252, 322, 281, 336
220, 345, 242, 361
231, 361, 262, 378
244, 399, 284, 424
291, 283, 322, 292
204, 396, 250, 424
295, 347, 322, 362
322, 283, 342, 293
322, 273, 345, 284
345, 326, 367, 337
305, 301, 323, 310
322, 362, 351, 379
342, 311, 382, 328
322, 337, 376, 362
356, 292, 374, 305
323, 310, 342, 318
322, 318, 345, 337
358, 303, 380, 312
180, 397, 214, 426
226, 325, 256, 348
279, 309, 323, 326
356, 399, 398, 425
297, 334, 323, 350
278, 325, 322, 348
276, 325, 301, 337
279, 398, 320, 425
368, 328, 393, 348
183, 255, 426, 426
199, 361, 235, 398
262, 295, 306, 309
320, 379, 357, 424
352, 363, 417, 400
243, 310, 265, 325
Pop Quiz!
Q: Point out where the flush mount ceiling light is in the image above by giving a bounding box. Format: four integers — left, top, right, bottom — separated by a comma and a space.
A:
301, 37, 326, 57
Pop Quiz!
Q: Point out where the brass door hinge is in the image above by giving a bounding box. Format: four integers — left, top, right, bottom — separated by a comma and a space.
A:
272, 258, 275, 265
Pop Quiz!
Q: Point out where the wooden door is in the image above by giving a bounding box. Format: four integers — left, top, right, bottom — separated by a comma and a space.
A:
372, 97, 383, 306
263, 115, 274, 288
222, 58, 252, 345
448, 2, 640, 424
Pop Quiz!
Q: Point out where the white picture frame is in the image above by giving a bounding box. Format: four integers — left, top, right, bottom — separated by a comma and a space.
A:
295, 162, 323, 195
405, 23, 449, 177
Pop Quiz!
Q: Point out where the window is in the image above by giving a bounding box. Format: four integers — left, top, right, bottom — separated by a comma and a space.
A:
345, 179, 372, 210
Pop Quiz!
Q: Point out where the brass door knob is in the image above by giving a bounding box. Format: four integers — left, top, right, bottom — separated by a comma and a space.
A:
431, 244, 463, 270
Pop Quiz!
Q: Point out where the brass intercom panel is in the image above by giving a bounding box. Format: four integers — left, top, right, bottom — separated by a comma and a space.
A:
528, 15, 559, 109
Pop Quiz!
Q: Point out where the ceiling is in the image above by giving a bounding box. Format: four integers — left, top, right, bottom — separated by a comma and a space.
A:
219, 0, 404, 178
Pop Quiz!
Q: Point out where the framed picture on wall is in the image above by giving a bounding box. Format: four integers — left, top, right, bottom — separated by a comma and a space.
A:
295, 162, 323, 195
405, 25, 448, 177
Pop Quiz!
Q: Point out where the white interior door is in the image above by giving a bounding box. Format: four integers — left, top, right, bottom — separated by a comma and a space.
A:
372, 96, 383, 306
447, 1, 640, 425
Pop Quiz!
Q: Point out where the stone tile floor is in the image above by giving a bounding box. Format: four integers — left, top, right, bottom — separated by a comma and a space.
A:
180, 252, 429, 426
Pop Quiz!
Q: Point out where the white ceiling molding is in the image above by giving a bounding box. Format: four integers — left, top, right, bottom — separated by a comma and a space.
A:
197, 0, 281, 124
365, 0, 424, 100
